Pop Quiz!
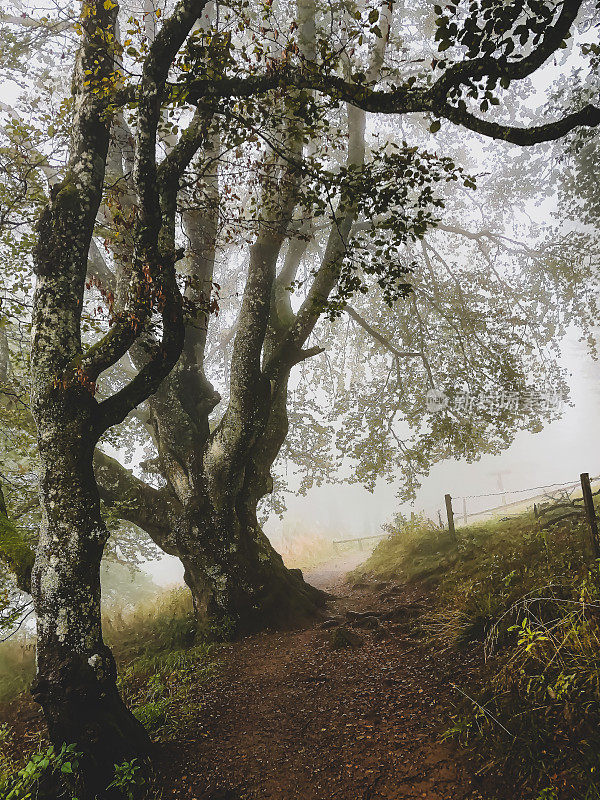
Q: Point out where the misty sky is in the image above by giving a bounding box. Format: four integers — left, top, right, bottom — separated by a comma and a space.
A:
269, 329, 600, 534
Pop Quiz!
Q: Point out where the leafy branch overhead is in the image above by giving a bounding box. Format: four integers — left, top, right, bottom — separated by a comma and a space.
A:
0, 0, 598, 792
127, 0, 600, 146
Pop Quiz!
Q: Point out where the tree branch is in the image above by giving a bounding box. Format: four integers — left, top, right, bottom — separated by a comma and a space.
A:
174, 0, 599, 146
0, 12, 72, 32
86, 1, 213, 430
436, 101, 600, 146
93, 449, 179, 552
345, 306, 421, 359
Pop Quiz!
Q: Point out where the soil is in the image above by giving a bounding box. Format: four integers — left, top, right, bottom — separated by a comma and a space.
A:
155, 552, 490, 800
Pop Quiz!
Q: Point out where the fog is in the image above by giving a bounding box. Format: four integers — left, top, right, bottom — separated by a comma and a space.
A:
144, 327, 600, 587
269, 329, 600, 530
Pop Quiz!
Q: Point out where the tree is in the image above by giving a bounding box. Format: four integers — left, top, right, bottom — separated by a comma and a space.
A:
92, 0, 600, 630
1, 0, 599, 794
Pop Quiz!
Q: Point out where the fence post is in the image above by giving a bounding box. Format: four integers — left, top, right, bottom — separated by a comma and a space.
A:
462, 497, 467, 525
445, 494, 456, 541
580, 472, 600, 559
438, 509, 443, 529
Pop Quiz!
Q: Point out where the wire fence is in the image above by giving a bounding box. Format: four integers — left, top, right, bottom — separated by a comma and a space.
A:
331, 473, 600, 551
449, 475, 600, 528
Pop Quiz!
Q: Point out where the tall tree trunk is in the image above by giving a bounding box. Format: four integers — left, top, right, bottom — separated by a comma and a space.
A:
31, 389, 150, 796
25, 0, 157, 790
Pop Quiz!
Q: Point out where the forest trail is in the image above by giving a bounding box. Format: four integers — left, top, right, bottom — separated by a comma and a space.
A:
157, 554, 488, 800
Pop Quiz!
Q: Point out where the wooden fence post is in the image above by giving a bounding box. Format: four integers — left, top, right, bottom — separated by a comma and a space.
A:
580, 473, 600, 559
438, 509, 443, 529
462, 497, 467, 525
445, 494, 456, 541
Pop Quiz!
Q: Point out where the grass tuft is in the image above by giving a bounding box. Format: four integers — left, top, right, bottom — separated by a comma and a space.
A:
354, 508, 600, 798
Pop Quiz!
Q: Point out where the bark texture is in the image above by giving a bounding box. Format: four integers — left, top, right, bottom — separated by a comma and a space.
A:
31, 393, 151, 790
27, 0, 204, 793
94, 0, 387, 634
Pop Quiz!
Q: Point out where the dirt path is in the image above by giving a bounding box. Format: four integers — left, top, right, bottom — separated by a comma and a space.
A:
157, 556, 489, 800
304, 550, 370, 590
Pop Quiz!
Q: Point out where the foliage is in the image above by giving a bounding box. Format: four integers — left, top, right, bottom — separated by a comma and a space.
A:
103, 587, 199, 663
0, 729, 145, 800
124, 645, 217, 738
106, 760, 144, 800
105, 589, 224, 738
0, 734, 80, 800
0, 587, 222, 791
0, 586, 221, 706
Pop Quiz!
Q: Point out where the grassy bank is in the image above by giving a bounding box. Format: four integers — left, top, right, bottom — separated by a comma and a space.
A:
353, 511, 600, 800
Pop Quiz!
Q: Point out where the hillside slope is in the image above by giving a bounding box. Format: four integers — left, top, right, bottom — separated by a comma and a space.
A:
353, 511, 600, 800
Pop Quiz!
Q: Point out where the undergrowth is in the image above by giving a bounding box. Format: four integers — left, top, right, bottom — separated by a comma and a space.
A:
0, 587, 224, 797
276, 531, 340, 571
354, 509, 600, 799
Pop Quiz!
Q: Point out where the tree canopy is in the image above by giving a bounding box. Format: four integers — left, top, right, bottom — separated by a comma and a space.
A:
0, 0, 598, 795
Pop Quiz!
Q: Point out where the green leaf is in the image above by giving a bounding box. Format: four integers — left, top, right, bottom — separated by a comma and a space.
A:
429, 120, 441, 134
368, 8, 379, 24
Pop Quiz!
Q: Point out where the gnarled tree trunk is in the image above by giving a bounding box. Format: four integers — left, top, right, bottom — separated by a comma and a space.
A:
31, 390, 151, 792
27, 0, 206, 792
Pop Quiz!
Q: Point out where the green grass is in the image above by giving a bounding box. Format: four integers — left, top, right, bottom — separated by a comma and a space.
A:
354, 510, 600, 799
0, 639, 35, 703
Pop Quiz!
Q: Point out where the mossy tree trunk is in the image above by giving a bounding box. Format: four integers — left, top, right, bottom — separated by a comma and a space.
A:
94, 0, 363, 635
27, 0, 211, 794
30, 391, 151, 791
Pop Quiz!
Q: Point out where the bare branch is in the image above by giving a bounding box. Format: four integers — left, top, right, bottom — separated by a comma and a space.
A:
345, 306, 421, 359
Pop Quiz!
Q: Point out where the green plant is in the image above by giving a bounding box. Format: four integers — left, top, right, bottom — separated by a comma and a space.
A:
535, 789, 557, 800
106, 759, 144, 800
0, 742, 80, 800
123, 644, 217, 738
0, 636, 36, 702
357, 508, 600, 797
133, 699, 169, 732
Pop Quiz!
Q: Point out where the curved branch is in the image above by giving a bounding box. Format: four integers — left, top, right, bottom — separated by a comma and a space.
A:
437, 101, 600, 146
0, 12, 72, 32
174, 1, 599, 146
345, 306, 421, 359
79, 0, 209, 388
430, 0, 584, 99
93, 449, 179, 552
